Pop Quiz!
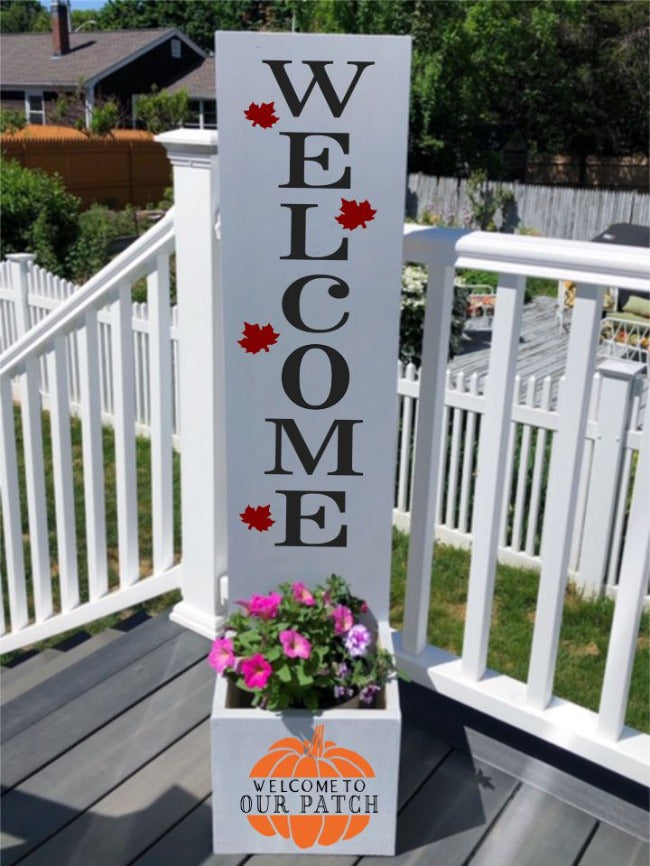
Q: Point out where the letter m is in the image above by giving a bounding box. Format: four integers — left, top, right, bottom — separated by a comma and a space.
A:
263, 60, 374, 118
265, 419, 362, 476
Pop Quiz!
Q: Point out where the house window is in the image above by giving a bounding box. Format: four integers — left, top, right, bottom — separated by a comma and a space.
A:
25, 91, 45, 124
187, 99, 217, 130
171, 38, 181, 59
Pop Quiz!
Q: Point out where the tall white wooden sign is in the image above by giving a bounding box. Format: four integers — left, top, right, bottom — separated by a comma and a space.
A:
216, 31, 411, 620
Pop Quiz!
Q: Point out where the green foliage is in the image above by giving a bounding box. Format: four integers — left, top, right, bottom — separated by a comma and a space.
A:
0, 157, 81, 276
400, 265, 470, 365
66, 204, 140, 282
0, 107, 26, 134
135, 87, 190, 134
0, 0, 49, 32
467, 170, 518, 231
89, 99, 120, 136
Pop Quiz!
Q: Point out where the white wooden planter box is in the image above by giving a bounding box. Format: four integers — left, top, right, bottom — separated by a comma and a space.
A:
211, 622, 401, 856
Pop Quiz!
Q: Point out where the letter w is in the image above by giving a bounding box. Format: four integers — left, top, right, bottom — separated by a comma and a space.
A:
265, 419, 362, 476
263, 60, 374, 118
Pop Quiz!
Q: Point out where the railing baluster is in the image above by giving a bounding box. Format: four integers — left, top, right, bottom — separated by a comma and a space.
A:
396, 363, 416, 513
458, 372, 479, 534
111, 282, 139, 586
78, 308, 108, 600
568, 374, 599, 573
148, 255, 174, 572
498, 376, 519, 548
525, 375, 552, 556
20, 353, 52, 622
597, 397, 650, 740
461, 273, 526, 681
402, 264, 455, 656
511, 376, 536, 552
527, 283, 605, 710
435, 370, 451, 523
0, 375, 28, 629
47, 334, 79, 611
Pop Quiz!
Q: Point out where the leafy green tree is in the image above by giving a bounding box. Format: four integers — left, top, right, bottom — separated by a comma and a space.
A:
0, 0, 49, 32
0, 158, 81, 276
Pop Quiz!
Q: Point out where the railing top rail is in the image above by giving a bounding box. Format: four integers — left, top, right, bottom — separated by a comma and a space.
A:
0, 208, 175, 379
403, 224, 650, 292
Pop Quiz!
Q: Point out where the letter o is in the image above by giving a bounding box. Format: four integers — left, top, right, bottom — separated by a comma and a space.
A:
354, 780, 366, 793
240, 795, 253, 814
282, 344, 349, 410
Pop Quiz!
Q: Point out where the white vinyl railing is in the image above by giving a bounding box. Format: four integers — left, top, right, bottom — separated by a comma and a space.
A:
1, 133, 649, 786
4, 265, 644, 598
396, 223, 650, 785
0, 210, 181, 653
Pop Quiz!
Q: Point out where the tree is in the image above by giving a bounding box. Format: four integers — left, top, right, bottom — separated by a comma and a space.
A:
0, 0, 49, 32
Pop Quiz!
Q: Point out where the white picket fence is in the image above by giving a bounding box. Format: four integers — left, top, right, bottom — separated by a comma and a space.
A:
0, 259, 182, 446
0, 258, 646, 598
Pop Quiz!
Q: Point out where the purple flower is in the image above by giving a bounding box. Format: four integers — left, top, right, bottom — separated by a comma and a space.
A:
334, 685, 347, 699
360, 684, 380, 705
344, 623, 371, 657
291, 582, 315, 606
337, 662, 349, 678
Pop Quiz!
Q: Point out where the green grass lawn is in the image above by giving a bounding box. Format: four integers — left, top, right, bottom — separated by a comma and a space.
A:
2, 408, 648, 734
390, 529, 649, 733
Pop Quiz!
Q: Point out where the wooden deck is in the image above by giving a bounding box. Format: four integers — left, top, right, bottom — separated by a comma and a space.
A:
1, 612, 648, 866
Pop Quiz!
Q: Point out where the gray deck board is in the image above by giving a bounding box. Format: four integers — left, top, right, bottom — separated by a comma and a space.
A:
1, 613, 646, 866
467, 784, 596, 866
1, 612, 183, 741
577, 822, 650, 866
0, 629, 124, 704
1, 628, 208, 789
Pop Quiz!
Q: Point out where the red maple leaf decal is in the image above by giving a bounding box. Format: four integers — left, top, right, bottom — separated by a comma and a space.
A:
335, 198, 377, 230
240, 505, 274, 532
244, 101, 279, 128
237, 322, 279, 354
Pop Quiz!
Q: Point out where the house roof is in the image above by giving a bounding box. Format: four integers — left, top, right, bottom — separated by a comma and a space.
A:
0, 28, 206, 90
166, 56, 215, 100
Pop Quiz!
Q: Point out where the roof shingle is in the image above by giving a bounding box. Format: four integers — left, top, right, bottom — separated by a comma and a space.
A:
0, 29, 199, 88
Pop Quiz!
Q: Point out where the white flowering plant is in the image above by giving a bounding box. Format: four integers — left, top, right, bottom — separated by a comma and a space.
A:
208, 575, 399, 711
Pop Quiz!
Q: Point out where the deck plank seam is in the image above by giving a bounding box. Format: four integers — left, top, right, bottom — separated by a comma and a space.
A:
460, 780, 523, 866
571, 820, 601, 866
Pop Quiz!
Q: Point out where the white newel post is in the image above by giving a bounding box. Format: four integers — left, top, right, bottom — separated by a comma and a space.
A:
577, 359, 645, 596
156, 130, 227, 639
7, 253, 35, 339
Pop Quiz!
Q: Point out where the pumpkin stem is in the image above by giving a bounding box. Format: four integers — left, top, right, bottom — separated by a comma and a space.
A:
308, 724, 325, 757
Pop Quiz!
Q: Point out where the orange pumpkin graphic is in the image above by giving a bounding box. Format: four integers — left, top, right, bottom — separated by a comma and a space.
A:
247, 724, 375, 848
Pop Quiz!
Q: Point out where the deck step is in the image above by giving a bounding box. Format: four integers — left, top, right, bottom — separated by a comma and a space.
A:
1, 630, 124, 704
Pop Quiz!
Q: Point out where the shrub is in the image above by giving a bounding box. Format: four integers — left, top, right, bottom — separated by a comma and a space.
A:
135, 87, 190, 134
0, 157, 80, 275
89, 99, 120, 136
66, 204, 140, 282
400, 265, 470, 365
0, 107, 26, 134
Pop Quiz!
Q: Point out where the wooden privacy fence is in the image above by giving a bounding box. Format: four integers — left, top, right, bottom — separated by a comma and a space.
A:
407, 174, 650, 241
0, 134, 171, 209
1, 256, 645, 598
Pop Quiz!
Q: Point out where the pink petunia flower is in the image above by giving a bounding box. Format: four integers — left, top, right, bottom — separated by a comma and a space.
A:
279, 629, 312, 659
241, 654, 273, 689
291, 581, 315, 606
332, 604, 354, 635
208, 637, 235, 673
248, 592, 282, 619
344, 623, 372, 657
